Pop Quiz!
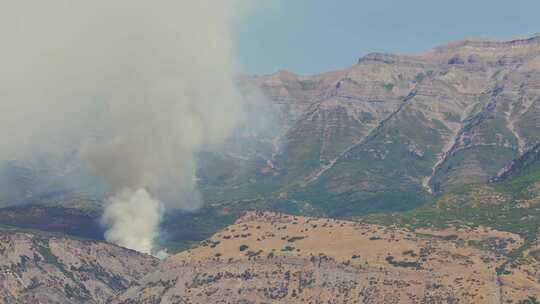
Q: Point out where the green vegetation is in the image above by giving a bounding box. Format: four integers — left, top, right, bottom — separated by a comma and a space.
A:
518, 297, 540, 304
359, 111, 375, 123
413, 73, 426, 83
0, 204, 104, 241
161, 208, 242, 252
431, 146, 518, 193
289, 106, 442, 217
385, 256, 422, 269
383, 83, 394, 92
365, 154, 540, 273
442, 111, 461, 123
413, 71, 432, 83
298, 79, 321, 90
281, 245, 295, 252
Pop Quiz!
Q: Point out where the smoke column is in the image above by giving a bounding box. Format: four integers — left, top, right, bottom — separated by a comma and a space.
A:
0, 1, 248, 255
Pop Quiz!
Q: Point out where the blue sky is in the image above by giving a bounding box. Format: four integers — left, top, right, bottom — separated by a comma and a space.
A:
235, 0, 540, 75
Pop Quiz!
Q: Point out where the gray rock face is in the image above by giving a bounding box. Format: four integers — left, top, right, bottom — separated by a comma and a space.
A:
201, 34, 540, 215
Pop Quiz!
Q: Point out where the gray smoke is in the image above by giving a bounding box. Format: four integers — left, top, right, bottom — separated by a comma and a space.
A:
0, 0, 250, 255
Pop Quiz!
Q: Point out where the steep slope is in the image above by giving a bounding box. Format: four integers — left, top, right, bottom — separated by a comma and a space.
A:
114, 211, 539, 304
0, 154, 104, 209
0, 229, 158, 303
496, 141, 540, 183
0, 199, 104, 241
198, 34, 540, 216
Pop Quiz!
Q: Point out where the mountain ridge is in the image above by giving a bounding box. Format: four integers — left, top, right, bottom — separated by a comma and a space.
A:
212, 33, 539, 218
1, 32, 540, 256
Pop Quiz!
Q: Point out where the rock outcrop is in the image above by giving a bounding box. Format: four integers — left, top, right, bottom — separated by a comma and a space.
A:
0, 229, 158, 303
201, 34, 540, 216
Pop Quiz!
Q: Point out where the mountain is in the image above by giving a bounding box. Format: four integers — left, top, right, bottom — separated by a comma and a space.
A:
112, 211, 540, 303
1, 35, 539, 217
199, 34, 540, 217
4, 155, 540, 303
110, 142, 540, 303
0, 228, 157, 303
2, 119, 540, 303
0, 199, 105, 241
365, 135, 540, 280
0, 154, 105, 209
495, 141, 540, 182
4, 152, 540, 304
1, 34, 540, 254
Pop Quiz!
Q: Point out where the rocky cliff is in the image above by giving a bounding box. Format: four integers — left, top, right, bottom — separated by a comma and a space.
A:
200, 34, 540, 216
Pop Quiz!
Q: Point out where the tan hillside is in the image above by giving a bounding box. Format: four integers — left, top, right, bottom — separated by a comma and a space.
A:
0, 229, 158, 303
115, 211, 540, 303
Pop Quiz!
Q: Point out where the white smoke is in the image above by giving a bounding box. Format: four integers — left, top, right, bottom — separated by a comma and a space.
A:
101, 188, 162, 254
0, 0, 251, 255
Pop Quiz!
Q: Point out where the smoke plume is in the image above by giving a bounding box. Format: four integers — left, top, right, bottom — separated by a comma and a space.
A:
0, 1, 249, 255
101, 189, 162, 254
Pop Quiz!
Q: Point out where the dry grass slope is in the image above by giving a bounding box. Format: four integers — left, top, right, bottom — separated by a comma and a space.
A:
115, 211, 540, 304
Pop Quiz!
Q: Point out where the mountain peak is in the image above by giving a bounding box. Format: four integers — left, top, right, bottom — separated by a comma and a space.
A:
434, 33, 540, 51
357, 34, 540, 66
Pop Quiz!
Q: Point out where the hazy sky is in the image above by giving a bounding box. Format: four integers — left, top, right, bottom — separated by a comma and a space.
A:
236, 0, 540, 75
